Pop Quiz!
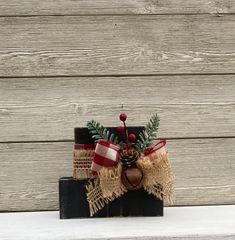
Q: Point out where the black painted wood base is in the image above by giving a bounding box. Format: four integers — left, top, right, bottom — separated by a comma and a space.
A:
59, 177, 163, 219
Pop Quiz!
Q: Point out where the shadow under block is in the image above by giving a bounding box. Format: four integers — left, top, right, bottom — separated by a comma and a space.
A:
59, 177, 163, 219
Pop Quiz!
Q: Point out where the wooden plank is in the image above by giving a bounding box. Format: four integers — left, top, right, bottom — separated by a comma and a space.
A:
0, 75, 235, 142
0, 138, 234, 211
0, 15, 235, 77
0, 0, 234, 16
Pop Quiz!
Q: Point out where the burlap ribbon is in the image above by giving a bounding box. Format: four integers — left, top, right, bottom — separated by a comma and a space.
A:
85, 140, 175, 216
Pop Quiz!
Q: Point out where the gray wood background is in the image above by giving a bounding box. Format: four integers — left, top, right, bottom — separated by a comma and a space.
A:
0, 0, 234, 211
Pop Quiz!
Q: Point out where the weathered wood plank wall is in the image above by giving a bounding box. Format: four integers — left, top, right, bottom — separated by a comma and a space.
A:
0, 0, 234, 211
0, 76, 235, 141
0, 15, 235, 76
0, 0, 234, 15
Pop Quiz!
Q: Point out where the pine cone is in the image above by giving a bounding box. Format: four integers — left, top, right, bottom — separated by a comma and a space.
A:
120, 149, 140, 168
120, 149, 143, 190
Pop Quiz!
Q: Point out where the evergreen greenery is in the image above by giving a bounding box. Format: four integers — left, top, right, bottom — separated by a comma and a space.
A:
87, 120, 119, 144
136, 114, 160, 152
87, 113, 160, 152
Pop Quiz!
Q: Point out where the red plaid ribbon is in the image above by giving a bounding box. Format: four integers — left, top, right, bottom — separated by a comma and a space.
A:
144, 139, 166, 156
91, 140, 120, 172
91, 139, 166, 172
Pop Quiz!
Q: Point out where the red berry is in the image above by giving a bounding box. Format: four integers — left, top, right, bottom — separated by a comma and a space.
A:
128, 133, 136, 142
119, 113, 127, 122
116, 126, 125, 134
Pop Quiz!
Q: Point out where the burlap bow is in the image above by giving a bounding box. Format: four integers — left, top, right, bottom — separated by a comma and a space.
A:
86, 139, 175, 216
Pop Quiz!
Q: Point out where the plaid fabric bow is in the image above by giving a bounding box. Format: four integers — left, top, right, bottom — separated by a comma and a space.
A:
91, 140, 120, 172
91, 139, 166, 172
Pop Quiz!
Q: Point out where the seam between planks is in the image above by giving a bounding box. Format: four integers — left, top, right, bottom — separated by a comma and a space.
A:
0, 73, 235, 79
0, 13, 234, 18
0, 136, 234, 144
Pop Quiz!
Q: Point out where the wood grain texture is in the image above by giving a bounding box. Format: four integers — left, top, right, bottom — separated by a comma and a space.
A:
0, 0, 234, 16
0, 138, 234, 211
0, 75, 235, 142
0, 15, 235, 77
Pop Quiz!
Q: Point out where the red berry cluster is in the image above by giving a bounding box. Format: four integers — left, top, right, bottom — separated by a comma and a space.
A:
116, 113, 136, 147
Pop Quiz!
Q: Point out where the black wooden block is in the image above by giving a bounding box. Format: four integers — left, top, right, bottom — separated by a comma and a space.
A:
108, 190, 163, 217
74, 126, 145, 144
59, 177, 163, 219
59, 177, 107, 219
122, 189, 163, 216
107, 196, 122, 217
59, 126, 163, 219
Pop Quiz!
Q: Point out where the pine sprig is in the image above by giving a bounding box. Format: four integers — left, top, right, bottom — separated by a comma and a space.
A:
87, 120, 119, 144
136, 114, 160, 152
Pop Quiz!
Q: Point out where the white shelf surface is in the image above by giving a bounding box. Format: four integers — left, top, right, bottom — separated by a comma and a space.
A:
1, 205, 235, 240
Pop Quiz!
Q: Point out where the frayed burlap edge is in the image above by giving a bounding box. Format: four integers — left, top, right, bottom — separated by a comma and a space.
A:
98, 164, 127, 199
86, 164, 126, 216
86, 178, 108, 216
137, 147, 175, 204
